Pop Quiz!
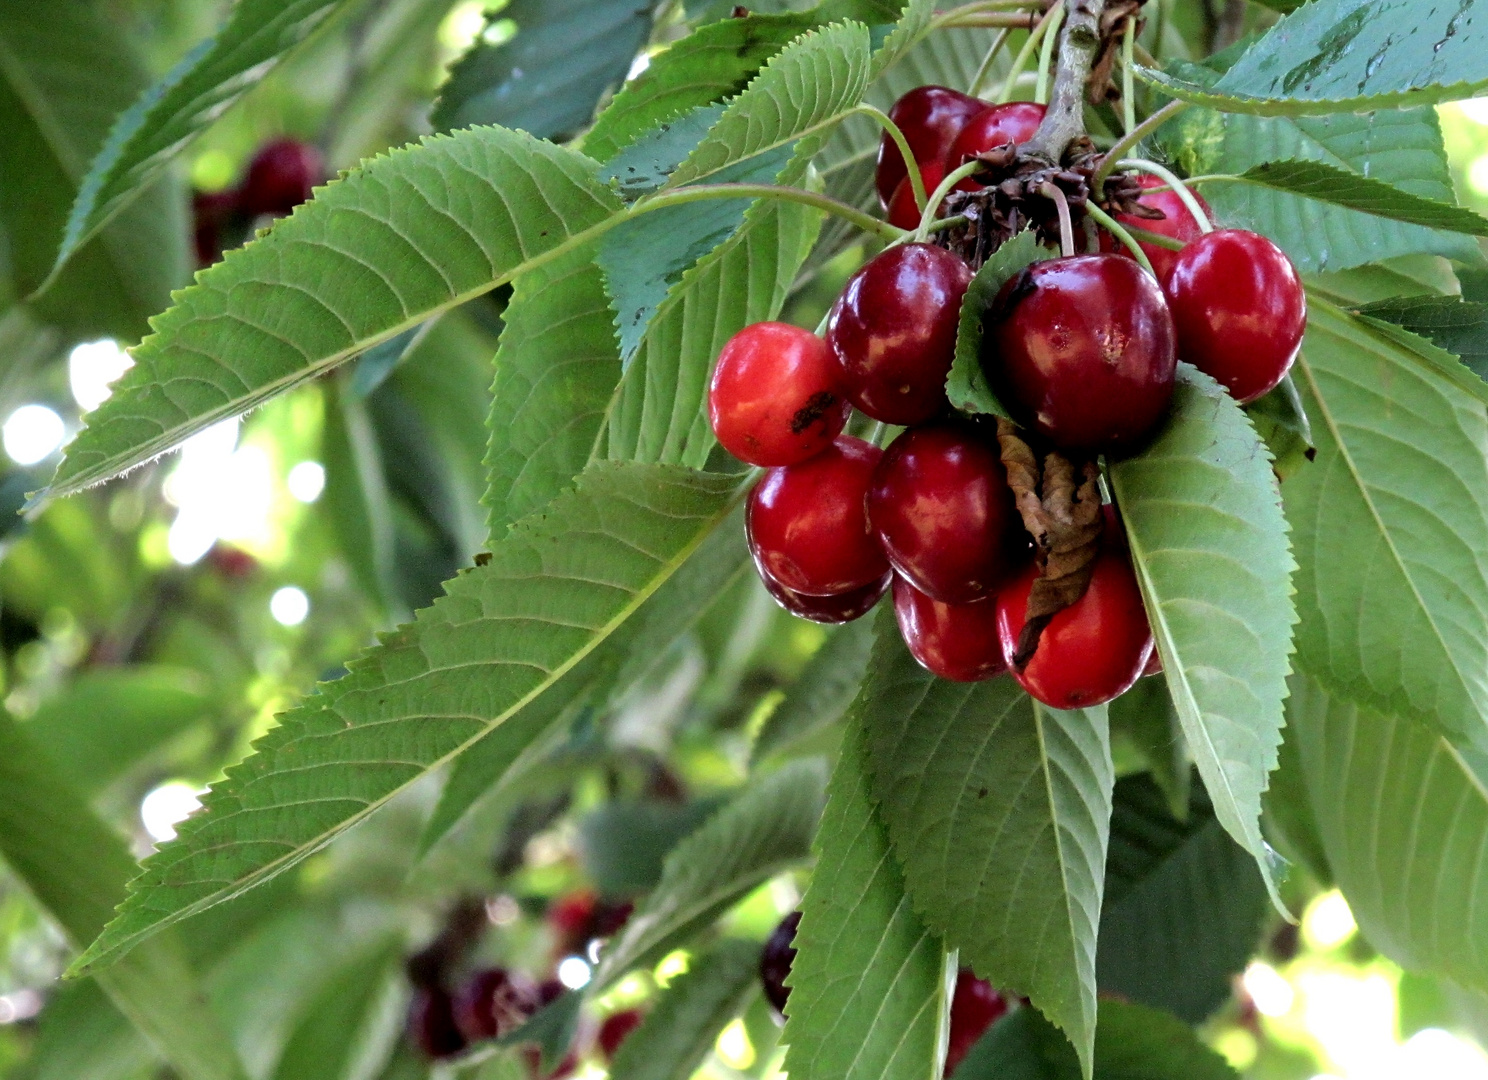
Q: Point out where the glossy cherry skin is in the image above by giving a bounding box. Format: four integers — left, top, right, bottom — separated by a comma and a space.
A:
886, 159, 945, 231
1165, 229, 1306, 404
709, 322, 850, 466
240, 138, 322, 216
945, 969, 1010, 1075
990, 254, 1176, 454
1101, 173, 1211, 286
597, 1010, 644, 1060
408, 986, 467, 1059
827, 244, 973, 425
869, 424, 1020, 603
876, 86, 986, 209
761, 568, 891, 624
893, 576, 1007, 683
760, 911, 801, 1015
747, 437, 888, 595
947, 101, 1046, 190
995, 548, 1154, 709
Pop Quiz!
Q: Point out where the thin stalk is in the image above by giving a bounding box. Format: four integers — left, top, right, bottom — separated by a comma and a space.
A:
1086, 202, 1158, 275
1092, 98, 1191, 192
926, 214, 971, 234
998, 4, 1061, 104
969, 27, 1014, 96
943, 12, 1045, 26
916, 161, 983, 240
1034, 2, 1066, 106
1122, 223, 1184, 252
1116, 158, 1212, 232
851, 104, 927, 213
1039, 182, 1075, 257
1121, 16, 1136, 133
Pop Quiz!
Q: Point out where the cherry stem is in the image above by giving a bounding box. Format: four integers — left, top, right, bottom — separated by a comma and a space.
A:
915, 161, 983, 240
852, 105, 928, 213
1034, 3, 1066, 105
998, 3, 1062, 104
929, 0, 1044, 27
1092, 98, 1192, 193
1116, 158, 1213, 233
1085, 202, 1158, 276
1121, 16, 1136, 134
1121, 223, 1183, 252
1039, 182, 1076, 258
969, 27, 1015, 97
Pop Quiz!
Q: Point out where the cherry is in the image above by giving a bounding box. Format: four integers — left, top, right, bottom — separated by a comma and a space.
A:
1101, 174, 1210, 286
869, 423, 1022, 603
597, 1009, 644, 1060
709, 322, 850, 466
1142, 648, 1163, 677
191, 190, 240, 267
876, 86, 987, 210
989, 253, 1176, 454
239, 138, 323, 217
892, 576, 1007, 683
995, 547, 1154, 709
886, 159, 945, 231
826, 244, 973, 425
947, 102, 1046, 191
1165, 229, 1306, 404
760, 910, 801, 1015
408, 986, 467, 1059
747, 436, 888, 595
547, 890, 632, 956
454, 968, 539, 1043
523, 1047, 578, 1080
761, 567, 891, 624
945, 970, 1010, 1075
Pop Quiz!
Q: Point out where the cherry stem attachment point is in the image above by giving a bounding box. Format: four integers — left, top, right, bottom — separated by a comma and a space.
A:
1091, 98, 1192, 194
915, 161, 982, 240
852, 105, 927, 213
1117, 158, 1212, 233
1035, 2, 1066, 106
1084, 202, 1157, 278
1039, 181, 1076, 258
1121, 16, 1136, 134
998, 3, 1062, 104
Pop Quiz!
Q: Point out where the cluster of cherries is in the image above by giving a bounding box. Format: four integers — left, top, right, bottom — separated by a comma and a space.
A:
707, 83, 1306, 709
192, 137, 323, 267
761, 912, 1011, 1075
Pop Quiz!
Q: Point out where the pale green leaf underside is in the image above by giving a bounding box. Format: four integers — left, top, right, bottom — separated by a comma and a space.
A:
1109, 367, 1296, 908
783, 706, 947, 1080
71, 463, 741, 975
1287, 300, 1488, 764
861, 619, 1111, 1078
49, 124, 625, 500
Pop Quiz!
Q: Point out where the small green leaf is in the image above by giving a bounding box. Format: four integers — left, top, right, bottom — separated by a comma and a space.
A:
1107, 674, 1189, 820
783, 702, 948, 1080
579, 799, 724, 899
1109, 366, 1297, 908
752, 617, 875, 765
1355, 295, 1488, 380
1231, 159, 1488, 236
1243, 375, 1314, 482
947, 230, 1042, 419
594, 758, 827, 989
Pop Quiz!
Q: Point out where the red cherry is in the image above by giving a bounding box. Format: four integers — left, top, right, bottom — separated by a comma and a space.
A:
597, 1009, 644, 1060
876, 86, 986, 209
523, 1047, 578, 1080
547, 890, 597, 946
761, 568, 891, 624
708, 322, 850, 466
947, 102, 1046, 190
1142, 648, 1163, 677
868, 424, 1021, 603
454, 969, 540, 1042
945, 969, 1010, 1075
826, 244, 973, 425
760, 911, 801, 1015
886, 160, 946, 231
1165, 229, 1306, 404
408, 986, 467, 1059
747, 436, 888, 595
995, 548, 1154, 709
191, 190, 240, 267
893, 576, 1007, 683
1101, 174, 1211, 286
990, 254, 1176, 454
240, 138, 323, 216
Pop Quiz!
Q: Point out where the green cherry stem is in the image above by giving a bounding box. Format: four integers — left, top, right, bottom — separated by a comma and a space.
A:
1034, 2, 1066, 106
1039, 182, 1076, 258
915, 161, 983, 241
1083, 202, 1157, 278
850, 104, 928, 213
1121, 223, 1184, 252
969, 27, 1015, 97
1120, 15, 1136, 134
1091, 98, 1192, 194
1116, 158, 1213, 233
998, 2, 1062, 104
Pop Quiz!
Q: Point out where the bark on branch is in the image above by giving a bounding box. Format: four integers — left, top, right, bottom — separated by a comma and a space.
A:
1023, 0, 1108, 165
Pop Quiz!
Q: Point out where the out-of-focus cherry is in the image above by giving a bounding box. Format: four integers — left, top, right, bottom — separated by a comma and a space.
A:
760, 911, 801, 1016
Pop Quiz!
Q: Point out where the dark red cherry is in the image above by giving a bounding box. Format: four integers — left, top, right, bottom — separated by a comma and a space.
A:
893, 576, 1007, 683
869, 424, 1021, 603
597, 1009, 644, 1060
947, 102, 1046, 190
1165, 229, 1306, 404
877, 86, 987, 209
240, 138, 323, 216
990, 254, 1176, 453
760, 911, 801, 1015
1100, 174, 1211, 286
945, 969, 1010, 1075
191, 190, 240, 267
709, 322, 850, 466
454, 968, 540, 1042
995, 548, 1154, 709
408, 986, 467, 1059
748, 436, 887, 595
523, 1046, 578, 1080
886, 159, 946, 231
761, 568, 891, 624
1143, 648, 1163, 677
827, 244, 973, 425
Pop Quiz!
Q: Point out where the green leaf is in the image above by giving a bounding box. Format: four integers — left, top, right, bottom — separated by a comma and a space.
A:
608, 938, 760, 1080
1244, 375, 1314, 483
948, 230, 1042, 419
594, 758, 827, 989
1106, 674, 1189, 821
1108, 366, 1297, 907
1136, 0, 1488, 115
665, 21, 872, 188
751, 617, 875, 765
321, 382, 401, 612
48, 125, 625, 501
1231, 159, 1488, 236
431, 0, 653, 139
54, 0, 347, 274
0, 711, 247, 1080
1355, 295, 1488, 379
1286, 674, 1488, 998
783, 705, 948, 1080
579, 799, 724, 899
70, 463, 742, 974
269, 942, 401, 1080
1308, 254, 1463, 305
860, 619, 1112, 1078
1096, 774, 1268, 1025
1286, 300, 1488, 763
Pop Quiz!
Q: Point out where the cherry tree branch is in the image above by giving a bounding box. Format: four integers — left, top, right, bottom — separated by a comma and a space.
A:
1022, 0, 1108, 164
